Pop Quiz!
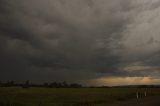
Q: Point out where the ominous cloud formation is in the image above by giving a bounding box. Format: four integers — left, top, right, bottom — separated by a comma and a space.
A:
0, 0, 160, 85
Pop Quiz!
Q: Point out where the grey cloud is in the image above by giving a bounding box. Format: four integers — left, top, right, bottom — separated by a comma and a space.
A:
0, 0, 160, 85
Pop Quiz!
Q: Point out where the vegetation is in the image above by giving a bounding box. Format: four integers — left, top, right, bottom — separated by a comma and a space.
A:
0, 80, 82, 88
0, 80, 160, 105
0, 87, 159, 106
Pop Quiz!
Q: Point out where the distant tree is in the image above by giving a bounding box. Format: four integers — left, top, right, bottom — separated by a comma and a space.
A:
5, 81, 10, 87
49, 82, 58, 88
0, 80, 2, 86
4, 80, 15, 87
22, 80, 30, 88
57, 82, 62, 88
70, 83, 82, 88
10, 81, 15, 86
63, 81, 68, 88
25, 80, 29, 85
43, 82, 49, 87
49, 82, 68, 88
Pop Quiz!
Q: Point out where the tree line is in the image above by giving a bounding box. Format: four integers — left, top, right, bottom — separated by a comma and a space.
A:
0, 80, 82, 88
0, 80, 160, 88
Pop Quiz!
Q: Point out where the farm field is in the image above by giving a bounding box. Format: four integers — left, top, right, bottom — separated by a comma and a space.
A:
0, 87, 160, 106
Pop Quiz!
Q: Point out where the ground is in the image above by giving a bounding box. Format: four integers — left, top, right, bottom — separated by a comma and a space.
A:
110, 96, 160, 106
0, 87, 159, 106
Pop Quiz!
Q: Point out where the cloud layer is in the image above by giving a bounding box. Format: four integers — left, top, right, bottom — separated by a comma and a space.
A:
0, 0, 160, 85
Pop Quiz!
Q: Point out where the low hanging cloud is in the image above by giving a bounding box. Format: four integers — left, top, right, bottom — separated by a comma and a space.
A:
0, 0, 160, 85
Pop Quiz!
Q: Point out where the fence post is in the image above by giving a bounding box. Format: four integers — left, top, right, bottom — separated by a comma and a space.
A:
144, 91, 147, 97
136, 92, 139, 99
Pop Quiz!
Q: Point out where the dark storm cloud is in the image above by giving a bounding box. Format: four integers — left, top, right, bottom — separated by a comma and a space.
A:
0, 0, 160, 85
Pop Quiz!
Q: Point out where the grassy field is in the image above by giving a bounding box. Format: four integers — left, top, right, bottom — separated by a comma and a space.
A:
0, 87, 159, 106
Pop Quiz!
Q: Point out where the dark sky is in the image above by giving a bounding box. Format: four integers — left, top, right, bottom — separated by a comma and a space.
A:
0, 0, 160, 86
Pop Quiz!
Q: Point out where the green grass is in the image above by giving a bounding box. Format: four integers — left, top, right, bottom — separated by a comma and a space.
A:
0, 87, 159, 106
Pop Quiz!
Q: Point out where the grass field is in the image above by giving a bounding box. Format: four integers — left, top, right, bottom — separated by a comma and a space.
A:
0, 87, 159, 106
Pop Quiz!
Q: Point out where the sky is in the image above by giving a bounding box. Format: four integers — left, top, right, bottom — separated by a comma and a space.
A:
0, 0, 160, 86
